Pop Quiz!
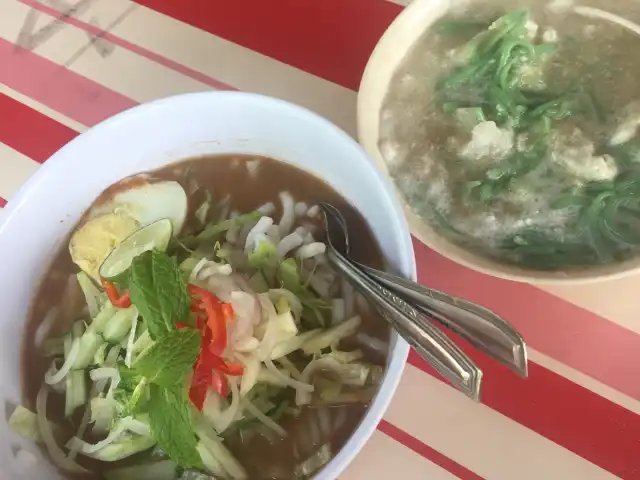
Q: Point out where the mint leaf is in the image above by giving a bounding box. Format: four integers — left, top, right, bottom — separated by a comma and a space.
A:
113, 366, 149, 414
117, 365, 143, 391
148, 383, 202, 469
129, 250, 190, 340
134, 329, 200, 387
125, 378, 149, 416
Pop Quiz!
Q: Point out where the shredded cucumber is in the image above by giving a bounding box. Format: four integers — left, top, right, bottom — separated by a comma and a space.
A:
73, 331, 105, 370
89, 304, 118, 333
84, 435, 156, 462
302, 316, 361, 355
102, 307, 137, 344
196, 425, 248, 480
65, 322, 87, 417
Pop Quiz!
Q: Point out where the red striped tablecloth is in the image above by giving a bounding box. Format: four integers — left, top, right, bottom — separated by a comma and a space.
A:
0, 1, 638, 478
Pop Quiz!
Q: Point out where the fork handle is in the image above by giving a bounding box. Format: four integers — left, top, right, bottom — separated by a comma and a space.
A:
327, 249, 483, 401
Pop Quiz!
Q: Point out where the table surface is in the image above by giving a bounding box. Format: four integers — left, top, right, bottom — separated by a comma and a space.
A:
0, 1, 638, 479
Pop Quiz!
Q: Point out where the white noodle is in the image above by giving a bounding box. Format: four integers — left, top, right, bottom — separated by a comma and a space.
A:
238, 218, 260, 247
245, 217, 274, 252
266, 224, 281, 244
278, 191, 295, 236
277, 231, 305, 257
297, 242, 326, 259
294, 202, 309, 217
307, 205, 321, 218
258, 202, 276, 215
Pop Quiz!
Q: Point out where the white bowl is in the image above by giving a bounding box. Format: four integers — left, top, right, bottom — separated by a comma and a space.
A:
357, 0, 640, 284
0, 92, 414, 479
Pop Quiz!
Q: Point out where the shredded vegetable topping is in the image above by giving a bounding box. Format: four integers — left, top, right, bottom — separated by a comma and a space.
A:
12, 178, 388, 479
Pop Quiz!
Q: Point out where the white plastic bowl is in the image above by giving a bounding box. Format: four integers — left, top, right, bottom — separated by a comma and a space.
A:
0, 92, 414, 479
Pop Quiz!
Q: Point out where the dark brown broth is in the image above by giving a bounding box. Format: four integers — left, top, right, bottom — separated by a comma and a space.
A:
21, 154, 390, 479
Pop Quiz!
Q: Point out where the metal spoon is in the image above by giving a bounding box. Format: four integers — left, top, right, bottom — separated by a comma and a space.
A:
355, 265, 528, 377
318, 202, 528, 378
318, 203, 483, 400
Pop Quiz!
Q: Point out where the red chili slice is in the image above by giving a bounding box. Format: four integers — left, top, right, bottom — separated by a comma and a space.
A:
189, 360, 212, 410
101, 278, 132, 308
200, 348, 244, 377
184, 284, 242, 409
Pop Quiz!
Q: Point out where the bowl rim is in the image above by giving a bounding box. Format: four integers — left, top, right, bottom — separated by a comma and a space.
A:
357, 0, 640, 285
0, 91, 415, 479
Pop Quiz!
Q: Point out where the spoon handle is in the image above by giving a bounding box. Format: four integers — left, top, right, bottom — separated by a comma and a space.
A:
326, 249, 483, 401
355, 263, 528, 377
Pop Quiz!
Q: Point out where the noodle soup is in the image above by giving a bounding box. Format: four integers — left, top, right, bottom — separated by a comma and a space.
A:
14, 155, 391, 480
